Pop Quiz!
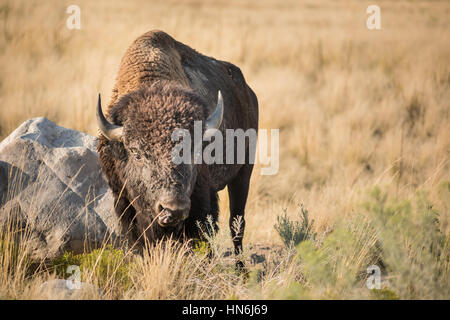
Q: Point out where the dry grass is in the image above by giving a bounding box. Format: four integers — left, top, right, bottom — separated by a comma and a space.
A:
0, 0, 449, 299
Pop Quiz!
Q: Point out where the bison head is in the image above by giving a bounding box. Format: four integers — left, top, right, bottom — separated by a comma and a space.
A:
96, 86, 223, 232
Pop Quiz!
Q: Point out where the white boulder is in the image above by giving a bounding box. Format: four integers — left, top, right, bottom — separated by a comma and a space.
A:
0, 117, 119, 260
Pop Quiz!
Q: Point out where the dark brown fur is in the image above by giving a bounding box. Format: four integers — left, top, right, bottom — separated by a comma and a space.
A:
97, 30, 258, 257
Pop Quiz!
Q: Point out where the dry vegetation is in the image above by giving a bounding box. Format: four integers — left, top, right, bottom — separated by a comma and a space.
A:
0, 0, 449, 299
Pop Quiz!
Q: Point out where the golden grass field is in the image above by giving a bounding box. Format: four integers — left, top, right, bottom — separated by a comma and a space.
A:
0, 0, 449, 299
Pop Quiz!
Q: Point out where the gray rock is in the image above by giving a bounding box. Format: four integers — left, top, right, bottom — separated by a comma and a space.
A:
0, 117, 120, 260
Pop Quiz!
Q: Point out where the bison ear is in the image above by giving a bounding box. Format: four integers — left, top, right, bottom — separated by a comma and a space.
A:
96, 93, 124, 141
205, 90, 224, 133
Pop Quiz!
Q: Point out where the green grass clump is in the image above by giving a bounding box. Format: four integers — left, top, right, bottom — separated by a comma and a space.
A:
295, 218, 381, 298
269, 188, 449, 299
370, 288, 399, 300
363, 188, 449, 299
192, 239, 211, 257
274, 205, 316, 248
51, 245, 131, 296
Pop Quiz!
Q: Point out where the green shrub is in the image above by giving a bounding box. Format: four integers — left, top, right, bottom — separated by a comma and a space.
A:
363, 188, 449, 299
51, 251, 81, 278
296, 219, 380, 297
192, 239, 211, 257
272, 187, 449, 299
274, 205, 316, 248
51, 245, 131, 294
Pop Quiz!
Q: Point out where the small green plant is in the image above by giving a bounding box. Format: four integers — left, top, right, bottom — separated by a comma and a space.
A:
192, 239, 211, 257
274, 205, 316, 248
51, 251, 81, 278
195, 215, 220, 257
51, 245, 131, 295
370, 288, 399, 300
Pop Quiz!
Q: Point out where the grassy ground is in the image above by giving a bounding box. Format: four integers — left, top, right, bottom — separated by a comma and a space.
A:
0, 0, 449, 299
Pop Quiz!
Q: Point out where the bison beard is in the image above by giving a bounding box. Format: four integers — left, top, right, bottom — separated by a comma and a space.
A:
96, 30, 258, 267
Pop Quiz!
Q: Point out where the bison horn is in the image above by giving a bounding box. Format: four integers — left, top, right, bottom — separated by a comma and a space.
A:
205, 90, 224, 134
96, 93, 123, 141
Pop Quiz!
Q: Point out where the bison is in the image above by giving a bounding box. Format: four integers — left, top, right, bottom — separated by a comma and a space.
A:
96, 30, 258, 260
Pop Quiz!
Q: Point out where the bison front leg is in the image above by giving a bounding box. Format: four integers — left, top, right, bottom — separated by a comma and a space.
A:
227, 164, 253, 270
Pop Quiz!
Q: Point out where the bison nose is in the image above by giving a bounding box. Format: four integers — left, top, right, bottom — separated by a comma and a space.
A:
156, 197, 190, 227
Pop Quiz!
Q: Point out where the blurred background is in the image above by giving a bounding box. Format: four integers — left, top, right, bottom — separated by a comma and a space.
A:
0, 0, 449, 243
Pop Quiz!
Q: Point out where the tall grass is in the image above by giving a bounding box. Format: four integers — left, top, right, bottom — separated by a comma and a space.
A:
1, 179, 448, 299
